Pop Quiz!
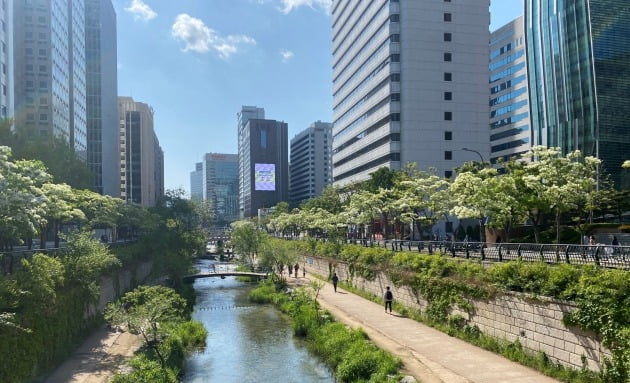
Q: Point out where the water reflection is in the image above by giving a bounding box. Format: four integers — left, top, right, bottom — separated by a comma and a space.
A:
184, 260, 333, 383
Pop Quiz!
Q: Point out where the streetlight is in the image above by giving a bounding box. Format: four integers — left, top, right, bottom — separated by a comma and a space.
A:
460, 147, 486, 244
461, 147, 484, 163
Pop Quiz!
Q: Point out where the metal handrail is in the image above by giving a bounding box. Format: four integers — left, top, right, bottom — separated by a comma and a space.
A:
376, 240, 630, 270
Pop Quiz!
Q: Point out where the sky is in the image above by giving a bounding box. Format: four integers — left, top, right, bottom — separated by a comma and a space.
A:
113, 0, 525, 195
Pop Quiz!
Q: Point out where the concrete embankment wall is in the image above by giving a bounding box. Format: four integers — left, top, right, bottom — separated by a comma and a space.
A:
305, 256, 610, 371
94, 261, 153, 314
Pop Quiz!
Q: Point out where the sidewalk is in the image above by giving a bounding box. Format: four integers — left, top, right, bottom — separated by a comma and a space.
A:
295, 275, 560, 383
43, 325, 141, 383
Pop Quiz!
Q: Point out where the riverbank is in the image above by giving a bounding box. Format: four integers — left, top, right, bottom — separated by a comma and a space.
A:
44, 325, 141, 383
291, 272, 560, 383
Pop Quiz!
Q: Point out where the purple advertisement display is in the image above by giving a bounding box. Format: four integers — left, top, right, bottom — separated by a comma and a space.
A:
255, 163, 276, 191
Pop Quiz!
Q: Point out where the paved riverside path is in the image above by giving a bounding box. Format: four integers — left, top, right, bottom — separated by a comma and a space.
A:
44, 325, 141, 383
293, 275, 560, 383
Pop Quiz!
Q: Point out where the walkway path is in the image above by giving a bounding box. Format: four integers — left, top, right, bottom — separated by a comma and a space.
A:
294, 274, 560, 383
44, 325, 141, 383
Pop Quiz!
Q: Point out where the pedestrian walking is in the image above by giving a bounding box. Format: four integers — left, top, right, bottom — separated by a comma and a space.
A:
294, 263, 299, 278
332, 273, 339, 292
288, 264, 293, 276
302, 265, 306, 278
384, 286, 393, 314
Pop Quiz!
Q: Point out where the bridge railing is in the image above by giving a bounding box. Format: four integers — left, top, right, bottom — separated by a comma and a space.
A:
378, 240, 630, 270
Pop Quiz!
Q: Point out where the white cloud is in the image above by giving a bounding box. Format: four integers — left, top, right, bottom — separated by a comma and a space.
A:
280, 49, 294, 62
171, 14, 256, 59
279, 0, 332, 14
125, 0, 157, 21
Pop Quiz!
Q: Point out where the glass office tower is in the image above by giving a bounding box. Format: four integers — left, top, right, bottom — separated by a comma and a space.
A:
526, 0, 630, 187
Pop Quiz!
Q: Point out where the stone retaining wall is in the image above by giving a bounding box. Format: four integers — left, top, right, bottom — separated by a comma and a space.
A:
95, 261, 153, 313
304, 255, 610, 371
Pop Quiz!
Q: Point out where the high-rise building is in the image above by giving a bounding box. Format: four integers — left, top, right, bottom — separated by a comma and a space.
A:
85, 0, 118, 196
0, 0, 13, 121
289, 121, 332, 205
118, 96, 163, 207
331, 1, 490, 185
237, 105, 265, 213
190, 162, 203, 201
203, 153, 239, 225
489, 16, 531, 164
237, 106, 288, 218
526, 0, 630, 187
13, 0, 87, 155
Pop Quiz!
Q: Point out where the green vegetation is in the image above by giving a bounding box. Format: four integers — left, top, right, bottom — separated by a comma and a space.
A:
0, 145, 210, 381
105, 286, 207, 382
292, 241, 628, 383
249, 280, 402, 383
0, 232, 121, 383
269, 147, 628, 244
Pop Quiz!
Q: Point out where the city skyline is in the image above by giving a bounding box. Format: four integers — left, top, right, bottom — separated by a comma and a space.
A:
114, 0, 525, 194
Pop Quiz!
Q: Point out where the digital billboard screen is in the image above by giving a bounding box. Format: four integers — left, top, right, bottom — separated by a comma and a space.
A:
255, 163, 276, 191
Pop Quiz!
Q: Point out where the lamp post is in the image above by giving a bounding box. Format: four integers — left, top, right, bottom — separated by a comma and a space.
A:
461, 147, 484, 163
461, 147, 486, 244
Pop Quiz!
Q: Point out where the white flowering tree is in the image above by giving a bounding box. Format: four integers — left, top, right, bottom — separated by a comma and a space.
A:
449, 167, 500, 243
0, 146, 51, 250
520, 146, 600, 244
395, 169, 452, 240
39, 183, 85, 248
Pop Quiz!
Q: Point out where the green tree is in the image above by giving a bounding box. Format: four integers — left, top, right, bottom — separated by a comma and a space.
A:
105, 286, 187, 369
230, 220, 268, 268
520, 147, 599, 243
40, 183, 85, 248
0, 146, 51, 249
395, 168, 451, 240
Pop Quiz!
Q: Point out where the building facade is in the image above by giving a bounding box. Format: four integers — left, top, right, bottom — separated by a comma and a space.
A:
1, 0, 13, 121
237, 106, 288, 218
13, 0, 87, 155
202, 153, 239, 225
237, 105, 265, 215
526, 0, 630, 187
489, 16, 531, 164
289, 121, 332, 205
85, 0, 118, 196
331, 0, 490, 186
190, 162, 203, 201
118, 96, 163, 207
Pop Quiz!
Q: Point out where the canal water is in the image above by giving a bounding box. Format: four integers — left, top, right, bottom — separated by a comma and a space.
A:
183, 260, 334, 383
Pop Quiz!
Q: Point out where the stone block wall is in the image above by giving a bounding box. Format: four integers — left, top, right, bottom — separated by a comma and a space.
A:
97, 261, 153, 312
304, 255, 610, 371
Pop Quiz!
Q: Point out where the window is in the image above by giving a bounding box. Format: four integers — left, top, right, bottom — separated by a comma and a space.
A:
444, 72, 452, 81
260, 129, 267, 148
445, 170, 453, 178
390, 14, 400, 22
444, 13, 452, 22
444, 52, 452, 62
391, 73, 400, 81
39, 114, 47, 121
391, 93, 400, 101
391, 54, 400, 62
390, 34, 400, 42
444, 91, 452, 100
444, 131, 452, 140
444, 111, 452, 120
445, 151, 452, 160
444, 32, 452, 42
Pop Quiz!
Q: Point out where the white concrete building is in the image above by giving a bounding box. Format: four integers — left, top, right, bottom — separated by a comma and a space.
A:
331, 0, 490, 185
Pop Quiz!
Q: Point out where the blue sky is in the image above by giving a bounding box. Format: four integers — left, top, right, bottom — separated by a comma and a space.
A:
113, 0, 524, 194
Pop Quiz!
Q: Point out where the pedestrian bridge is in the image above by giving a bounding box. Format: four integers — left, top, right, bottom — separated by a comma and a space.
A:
183, 271, 269, 283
